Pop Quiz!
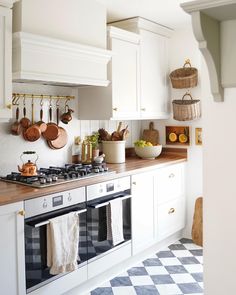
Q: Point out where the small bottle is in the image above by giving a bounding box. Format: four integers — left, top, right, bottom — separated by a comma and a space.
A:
72, 136, 81, 164
81, 140, 87, 163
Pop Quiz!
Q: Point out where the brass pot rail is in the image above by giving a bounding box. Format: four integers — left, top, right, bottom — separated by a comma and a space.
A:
12, 93, 75, 106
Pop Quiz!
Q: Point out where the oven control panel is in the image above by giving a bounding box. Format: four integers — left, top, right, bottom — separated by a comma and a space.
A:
86, 176, 131, 201
24, 187, 86, 218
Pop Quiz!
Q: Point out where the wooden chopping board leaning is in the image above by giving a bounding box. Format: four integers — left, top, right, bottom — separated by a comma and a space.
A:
142, 122, 159, 145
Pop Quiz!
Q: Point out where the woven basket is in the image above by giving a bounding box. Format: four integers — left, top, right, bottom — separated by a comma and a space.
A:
170, 59, 198, 89
172, 93, 201, 121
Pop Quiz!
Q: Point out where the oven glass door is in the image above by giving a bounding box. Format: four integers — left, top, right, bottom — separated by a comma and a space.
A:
24, 203, 87, 293
86, 193, 131, 261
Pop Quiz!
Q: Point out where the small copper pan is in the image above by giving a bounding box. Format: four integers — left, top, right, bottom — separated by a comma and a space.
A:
42, 100, 60, 141
37, 98, 47, 133
24, 98, 41, 142
20, 95, 31, 129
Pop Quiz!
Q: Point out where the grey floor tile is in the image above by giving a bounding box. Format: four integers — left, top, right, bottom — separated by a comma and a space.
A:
91, 287, 114, 295
168, 244, 186, 250
110, 277, 132, 287
165, 265, 188, 274
128, 267, 149, 276
178, 257, 200, 265
143, 258, 162, 266
178, 282, 203, 293
190, 249, 203, 256
156, 251, 175, 258
151, 274, 175, 285
135, 285, 160, 295
180, 238, 193, 244
191, 272, 203, 282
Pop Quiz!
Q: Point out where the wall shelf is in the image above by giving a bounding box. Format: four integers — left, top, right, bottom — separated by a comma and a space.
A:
181, 0, 236, 102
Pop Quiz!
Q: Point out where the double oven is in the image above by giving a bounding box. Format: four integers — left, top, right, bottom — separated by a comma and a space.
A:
24, 176, 132, 293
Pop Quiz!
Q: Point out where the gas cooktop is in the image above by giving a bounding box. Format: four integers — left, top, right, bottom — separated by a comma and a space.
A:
1, 163, 115, 188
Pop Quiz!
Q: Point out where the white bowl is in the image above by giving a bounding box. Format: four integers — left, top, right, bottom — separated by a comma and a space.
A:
134, 145, 162, 159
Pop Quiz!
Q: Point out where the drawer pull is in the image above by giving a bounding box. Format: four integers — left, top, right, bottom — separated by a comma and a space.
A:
113, 107, 118, 111
132, 181, 137, 185
168, 208, 175, 214
141, 108, 146, 111
169, 173, 175, 178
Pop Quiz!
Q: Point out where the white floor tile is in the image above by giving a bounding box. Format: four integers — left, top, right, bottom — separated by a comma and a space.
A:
99, 281, 111, 287
156, 283, 183, 295
130, 275, 154, 286
196, 256, 203, 264
146, 266, 169, 275
184, 243, 202, 250
170, 273, 196, 284
112, 286, 137, 295
117, 271, 129, 277
159, 257, 182, 266
172, 250, 194, 257
184, 264, 203, 273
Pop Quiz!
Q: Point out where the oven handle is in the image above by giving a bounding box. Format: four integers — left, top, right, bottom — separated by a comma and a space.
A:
34, 209, 87, 228
88, 194, 132, 209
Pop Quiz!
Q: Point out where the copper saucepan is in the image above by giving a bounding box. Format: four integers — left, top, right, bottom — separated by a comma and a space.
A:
24, 97, 41, 142
20, 95, 31, 129
42, 99, 60, 141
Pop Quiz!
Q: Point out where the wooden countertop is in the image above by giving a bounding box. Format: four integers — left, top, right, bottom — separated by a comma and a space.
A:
0, 150, 187, 206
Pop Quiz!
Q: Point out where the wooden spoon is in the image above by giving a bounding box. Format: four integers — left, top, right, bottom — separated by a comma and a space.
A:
11, 105, 22, 136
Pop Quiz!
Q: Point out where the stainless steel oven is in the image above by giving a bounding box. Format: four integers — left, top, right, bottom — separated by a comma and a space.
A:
86, 176, 132, 261
24, 187, 86, 293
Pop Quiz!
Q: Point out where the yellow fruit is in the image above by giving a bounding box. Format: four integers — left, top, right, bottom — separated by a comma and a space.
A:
179, 133, 188, 143
146, 142, 153, 146
169, 132, 177, 142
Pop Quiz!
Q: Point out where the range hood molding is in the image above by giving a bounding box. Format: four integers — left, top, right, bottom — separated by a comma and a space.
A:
12, 32, 112, 87
181, 0, 236, 102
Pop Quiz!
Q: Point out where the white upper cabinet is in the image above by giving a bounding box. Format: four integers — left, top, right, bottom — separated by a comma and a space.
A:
0, 3, 13, 120
78, 26, 140, 120
112, 17, 172, 120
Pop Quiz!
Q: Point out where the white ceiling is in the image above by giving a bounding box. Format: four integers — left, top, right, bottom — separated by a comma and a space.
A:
96, 0, 191, 29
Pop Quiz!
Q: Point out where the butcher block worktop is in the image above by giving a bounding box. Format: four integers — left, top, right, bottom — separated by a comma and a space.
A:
0, 148, 187, 206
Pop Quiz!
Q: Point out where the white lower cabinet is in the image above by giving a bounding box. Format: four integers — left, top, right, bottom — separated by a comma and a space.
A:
156, 197, 185, 241
131, 171, 155, 255
0, 201, 25, 295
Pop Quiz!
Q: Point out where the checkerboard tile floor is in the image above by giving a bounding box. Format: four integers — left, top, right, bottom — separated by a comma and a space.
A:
90, 238, 203, 295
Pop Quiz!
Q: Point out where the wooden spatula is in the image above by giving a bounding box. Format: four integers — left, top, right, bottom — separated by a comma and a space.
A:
142, 122, 159, 145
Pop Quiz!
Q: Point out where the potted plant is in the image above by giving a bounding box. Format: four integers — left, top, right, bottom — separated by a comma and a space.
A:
87, 132, 100, 158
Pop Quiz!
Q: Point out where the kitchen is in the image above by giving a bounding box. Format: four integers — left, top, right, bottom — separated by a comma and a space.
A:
0, 0, 235, 295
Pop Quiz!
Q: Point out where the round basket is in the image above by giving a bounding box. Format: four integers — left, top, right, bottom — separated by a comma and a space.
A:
172, 93, 201, 121
170, 59, 198, 89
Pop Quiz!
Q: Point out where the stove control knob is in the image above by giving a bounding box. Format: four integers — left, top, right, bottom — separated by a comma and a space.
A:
40, 178, 46, 184
46, 177, 52, 183
99, 167, 104, 172
94, 168, 100, 173
43, 201, 47, 209
104, 167, 109, 172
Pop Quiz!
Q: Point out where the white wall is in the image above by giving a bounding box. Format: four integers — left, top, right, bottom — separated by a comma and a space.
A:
202, 59, 236, 294
0, 83, 141, 175
142, 26, 203, 238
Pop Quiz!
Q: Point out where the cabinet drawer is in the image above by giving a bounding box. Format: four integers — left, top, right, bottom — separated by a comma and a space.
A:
155, 164, 184, 204
157, 197, 185, 241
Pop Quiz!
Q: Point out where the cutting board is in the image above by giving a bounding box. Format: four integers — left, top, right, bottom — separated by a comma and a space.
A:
191, 197, 203, 246
142, 122, 159, 145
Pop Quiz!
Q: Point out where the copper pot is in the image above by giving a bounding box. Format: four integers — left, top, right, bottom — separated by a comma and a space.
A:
61, 101, 74, 124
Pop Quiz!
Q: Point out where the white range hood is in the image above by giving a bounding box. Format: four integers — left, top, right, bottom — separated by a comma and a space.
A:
12, 0, 112, 87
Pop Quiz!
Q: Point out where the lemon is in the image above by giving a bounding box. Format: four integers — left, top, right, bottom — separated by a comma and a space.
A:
145, 142, 153, 146
169, 132, 177, 142
179, 133, 188, 143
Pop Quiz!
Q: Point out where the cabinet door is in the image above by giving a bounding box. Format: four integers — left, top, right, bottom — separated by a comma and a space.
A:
0, 202, 26, 295
132, 172, 155, 255
111, 37, 140, 119
0, 6, 12, 120
140, 30, 169, 119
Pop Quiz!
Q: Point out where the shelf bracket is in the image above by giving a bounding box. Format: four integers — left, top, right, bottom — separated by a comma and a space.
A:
191, 11, 224, 102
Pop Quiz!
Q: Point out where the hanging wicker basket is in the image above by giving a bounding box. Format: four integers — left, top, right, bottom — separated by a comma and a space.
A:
170, 59, 198, 89
172, 92, 201, 121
